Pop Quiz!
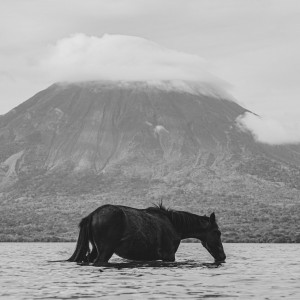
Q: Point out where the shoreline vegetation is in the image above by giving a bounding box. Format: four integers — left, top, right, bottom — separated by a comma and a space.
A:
1, 173, 299, 244
1, 189, 299, 243
1, 191, 299, 243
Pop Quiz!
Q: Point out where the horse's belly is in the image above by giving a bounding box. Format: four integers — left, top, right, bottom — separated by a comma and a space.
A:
115, 237, 159, 261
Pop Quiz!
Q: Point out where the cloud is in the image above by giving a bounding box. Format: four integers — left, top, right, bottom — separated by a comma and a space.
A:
237, 112, 300, 145
37, 33, 227, 88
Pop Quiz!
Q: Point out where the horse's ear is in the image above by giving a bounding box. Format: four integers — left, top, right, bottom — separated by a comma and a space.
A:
210, 212, 216, 223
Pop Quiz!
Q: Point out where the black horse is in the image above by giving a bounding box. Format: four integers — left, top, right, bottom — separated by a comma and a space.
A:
68, 204, 226, 266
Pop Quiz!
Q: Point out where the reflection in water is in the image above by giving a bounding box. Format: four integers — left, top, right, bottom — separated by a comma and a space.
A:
71, 260, 223, 270
1, 243, 300, 299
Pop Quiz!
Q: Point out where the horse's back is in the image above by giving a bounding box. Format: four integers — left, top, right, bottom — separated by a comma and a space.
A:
90, 204, 161, 238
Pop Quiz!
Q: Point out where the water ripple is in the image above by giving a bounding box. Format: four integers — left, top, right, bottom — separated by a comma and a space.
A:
0, 243, 299, 299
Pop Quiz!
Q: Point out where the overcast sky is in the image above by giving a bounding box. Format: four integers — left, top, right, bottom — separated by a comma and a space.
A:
0, 0, 299, 144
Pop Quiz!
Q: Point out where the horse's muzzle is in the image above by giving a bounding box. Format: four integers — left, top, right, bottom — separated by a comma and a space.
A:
215, 254, 226, 263
215, 259, 226, 263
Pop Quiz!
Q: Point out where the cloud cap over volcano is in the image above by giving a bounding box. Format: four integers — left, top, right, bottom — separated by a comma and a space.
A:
238, 112, 300, 145
38, 33, 226, 87
19, 33, 300, 146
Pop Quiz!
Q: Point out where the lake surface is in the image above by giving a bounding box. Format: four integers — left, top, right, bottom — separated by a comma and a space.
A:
0, 243, 299, 299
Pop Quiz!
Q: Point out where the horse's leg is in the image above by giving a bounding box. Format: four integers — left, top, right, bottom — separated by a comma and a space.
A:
161, 236, 180, 262
91, 206, 125, 266
162, 253, 176, 262
89, 240, 98, 263
92, 233, 121, 266
93, 244, 115, 266
160, 242, 175, 262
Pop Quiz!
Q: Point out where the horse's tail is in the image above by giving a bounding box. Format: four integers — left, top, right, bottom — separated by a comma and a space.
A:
67, 214, 92, 263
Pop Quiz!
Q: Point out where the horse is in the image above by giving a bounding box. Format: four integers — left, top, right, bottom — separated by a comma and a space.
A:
67, 204, 226, 266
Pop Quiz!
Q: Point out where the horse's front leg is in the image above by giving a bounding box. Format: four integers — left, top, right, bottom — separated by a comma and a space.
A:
160, 234, 180, 262
158, 241, 177, 262
162, 253, 176, 262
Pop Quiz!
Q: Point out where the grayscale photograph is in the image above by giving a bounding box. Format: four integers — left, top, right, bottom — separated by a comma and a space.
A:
0, 0, 299, 299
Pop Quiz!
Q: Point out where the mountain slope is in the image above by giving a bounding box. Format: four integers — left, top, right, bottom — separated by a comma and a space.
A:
0, 82, 300, 182
0, 82, 242, 169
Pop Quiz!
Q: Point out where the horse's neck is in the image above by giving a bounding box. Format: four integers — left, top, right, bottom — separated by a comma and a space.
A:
181, 230, 206, 240
168, 211, 209, 240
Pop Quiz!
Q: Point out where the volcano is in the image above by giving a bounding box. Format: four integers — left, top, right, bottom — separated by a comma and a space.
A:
0, 80, 300, 193
1, 80, 300, 243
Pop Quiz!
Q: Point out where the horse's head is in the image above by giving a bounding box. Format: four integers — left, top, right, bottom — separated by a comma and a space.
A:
201, 213, 226, 263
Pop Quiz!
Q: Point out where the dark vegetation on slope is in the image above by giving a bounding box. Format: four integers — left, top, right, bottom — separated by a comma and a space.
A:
1, 169, 299, 243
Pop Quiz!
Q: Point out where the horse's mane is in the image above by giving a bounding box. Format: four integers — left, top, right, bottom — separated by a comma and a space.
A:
147, 202, 211, 232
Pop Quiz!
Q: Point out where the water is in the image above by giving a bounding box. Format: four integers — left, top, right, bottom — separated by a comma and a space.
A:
0, 243, 299, 299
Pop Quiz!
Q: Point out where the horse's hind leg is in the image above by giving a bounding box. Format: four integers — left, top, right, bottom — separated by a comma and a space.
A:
92, 236, 121, 266
93, 244, 115, 266
88, 240, 98, 263
90, 206, 125, 266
